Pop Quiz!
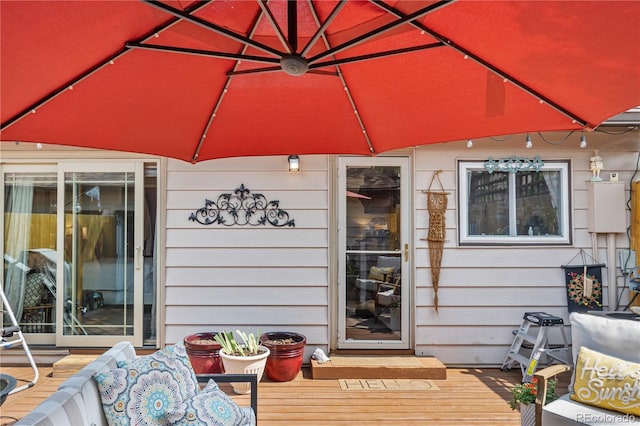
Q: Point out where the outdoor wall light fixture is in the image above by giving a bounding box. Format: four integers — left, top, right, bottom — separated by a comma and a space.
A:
288, 155, 300, 172
525, 133, 533, 149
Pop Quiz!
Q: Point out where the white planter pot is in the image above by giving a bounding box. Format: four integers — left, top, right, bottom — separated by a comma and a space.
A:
219, 347, 270, 394
519, 403, 535, 426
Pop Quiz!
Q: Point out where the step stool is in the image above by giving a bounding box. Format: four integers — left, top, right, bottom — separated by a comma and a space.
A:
501, 312, 569, 382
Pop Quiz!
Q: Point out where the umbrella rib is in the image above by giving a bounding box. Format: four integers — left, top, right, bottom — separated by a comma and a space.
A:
227, 66, 283, 76
258, 0, 292, 54
310, 42, 444, 69
288, 0, 298, 53
126, 42, 280, 65
0, 1, 211, 133
307, 0, 375, 154
372, 0, 589, 127
300, 0, 346, 57
307, 0, 452, 65
143, 0, 285, 59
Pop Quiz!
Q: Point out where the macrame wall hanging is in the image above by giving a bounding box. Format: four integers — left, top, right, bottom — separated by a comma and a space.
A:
422, 170, 449, 312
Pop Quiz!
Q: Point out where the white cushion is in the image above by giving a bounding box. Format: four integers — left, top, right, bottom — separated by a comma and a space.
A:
568, 313, 640, 391
543, 313, 640, 425
569, 313, 640, 365
543, 394, 640, 425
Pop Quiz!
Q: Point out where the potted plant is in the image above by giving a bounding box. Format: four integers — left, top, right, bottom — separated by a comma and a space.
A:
214, 330, 270, 394
508, 377, 558, 426
259, 331, 306, 382
183, 332, 223, 374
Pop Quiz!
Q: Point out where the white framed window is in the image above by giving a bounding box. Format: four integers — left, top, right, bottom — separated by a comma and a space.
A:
458, 159, 571, 245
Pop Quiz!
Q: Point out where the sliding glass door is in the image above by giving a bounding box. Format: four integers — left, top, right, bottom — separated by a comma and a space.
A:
2, 161, 154, 347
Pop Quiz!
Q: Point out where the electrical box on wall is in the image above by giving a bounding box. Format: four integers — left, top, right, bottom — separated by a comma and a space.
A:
587, 182, 626, 233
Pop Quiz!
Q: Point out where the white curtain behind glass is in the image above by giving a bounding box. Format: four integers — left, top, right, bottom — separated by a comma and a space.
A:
3, 174, 34, 322
542, 171, 561, 234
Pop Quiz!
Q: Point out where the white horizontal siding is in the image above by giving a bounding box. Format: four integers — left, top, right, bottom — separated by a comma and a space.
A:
166, 267, 327, 286
166, 306, 328, 324
164, 156, 331, 357
166, 286, 327, 305
166, 247, 328, 267
161, 132, 637, 367
167, 229, 328, 248
413, 132, 638, 365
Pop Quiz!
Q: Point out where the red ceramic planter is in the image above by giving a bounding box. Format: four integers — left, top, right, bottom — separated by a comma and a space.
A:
184, 332, 224, 374
260, 332, 306, 382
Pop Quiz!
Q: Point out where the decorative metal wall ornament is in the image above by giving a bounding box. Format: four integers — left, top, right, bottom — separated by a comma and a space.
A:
189, 184, 295, 227
484, 155, 544, 174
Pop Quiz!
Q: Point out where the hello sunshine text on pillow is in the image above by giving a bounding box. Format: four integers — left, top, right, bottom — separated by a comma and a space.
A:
571, 346, 640, 416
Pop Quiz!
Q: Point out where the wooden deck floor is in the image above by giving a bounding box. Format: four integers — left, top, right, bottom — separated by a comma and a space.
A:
0, 365, 569, 425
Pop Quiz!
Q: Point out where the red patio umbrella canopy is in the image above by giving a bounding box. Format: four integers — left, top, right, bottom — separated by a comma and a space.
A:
1, 1, 639, 163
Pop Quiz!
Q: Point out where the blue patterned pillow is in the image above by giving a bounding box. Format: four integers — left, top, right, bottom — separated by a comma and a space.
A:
94, 342, 199, 426
167, 379, 253, 426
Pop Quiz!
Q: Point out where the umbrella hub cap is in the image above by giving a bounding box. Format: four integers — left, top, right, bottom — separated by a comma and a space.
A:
280, 54, 309, 76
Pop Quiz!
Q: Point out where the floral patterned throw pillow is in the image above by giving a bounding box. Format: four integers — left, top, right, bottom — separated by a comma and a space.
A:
167, 379, 254, 426
94, 341, 199, 425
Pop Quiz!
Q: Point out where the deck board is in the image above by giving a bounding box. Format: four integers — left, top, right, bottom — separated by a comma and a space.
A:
0, 365, 571, 425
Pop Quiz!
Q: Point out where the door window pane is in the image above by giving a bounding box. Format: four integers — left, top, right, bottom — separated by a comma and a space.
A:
63, 172, 135, 336
3, 172, 57, 333
345, 165, 402, 342
346, 166, 401, 251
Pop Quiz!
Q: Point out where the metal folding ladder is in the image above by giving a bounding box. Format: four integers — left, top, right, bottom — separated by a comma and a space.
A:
1, 284, 39, 398
501, 312, 569, 382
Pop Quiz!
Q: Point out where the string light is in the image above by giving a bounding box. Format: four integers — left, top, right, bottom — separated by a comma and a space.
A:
579, 132, 587, 149
525, 133, 532, 149
467, 139, 473, 148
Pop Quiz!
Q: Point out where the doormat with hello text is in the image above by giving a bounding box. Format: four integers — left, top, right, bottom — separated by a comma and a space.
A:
338, 378, 439, 391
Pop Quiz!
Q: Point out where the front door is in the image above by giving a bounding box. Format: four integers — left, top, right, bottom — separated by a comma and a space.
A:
338, 157, 411, 349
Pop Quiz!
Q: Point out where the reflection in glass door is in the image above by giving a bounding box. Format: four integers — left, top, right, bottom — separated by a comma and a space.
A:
338, 157, 410, 349
59, 163, 144, 346
2, 167, 59, 344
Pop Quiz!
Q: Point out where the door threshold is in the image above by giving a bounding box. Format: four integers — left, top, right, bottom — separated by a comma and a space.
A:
330, 349, 414, 356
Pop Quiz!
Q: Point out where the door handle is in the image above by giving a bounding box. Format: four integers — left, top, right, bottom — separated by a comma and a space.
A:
404, 243, 409, 261
136, 246, 142, 270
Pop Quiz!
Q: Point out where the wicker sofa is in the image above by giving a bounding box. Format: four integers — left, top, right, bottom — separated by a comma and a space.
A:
16, 341, 257, 425
534, 312, 640, 426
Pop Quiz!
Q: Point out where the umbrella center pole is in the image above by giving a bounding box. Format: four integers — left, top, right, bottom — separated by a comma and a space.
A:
280, 54, 309, 76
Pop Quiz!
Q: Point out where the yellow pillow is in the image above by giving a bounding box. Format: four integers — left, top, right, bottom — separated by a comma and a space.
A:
368, 266, 394, 282
570, 346, 640, 415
